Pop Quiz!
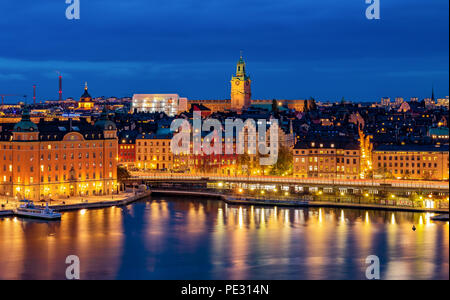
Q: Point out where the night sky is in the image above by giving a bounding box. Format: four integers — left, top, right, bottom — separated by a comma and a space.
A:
0, 0, 448, 103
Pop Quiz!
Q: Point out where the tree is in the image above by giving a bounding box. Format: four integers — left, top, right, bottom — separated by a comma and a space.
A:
374, 167, 393, 180
117, 166, 131, 183
270, 146, 293, 176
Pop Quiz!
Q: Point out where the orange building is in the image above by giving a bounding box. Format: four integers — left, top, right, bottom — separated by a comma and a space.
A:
0, 108, 118, 201
293, 140, 361, 179
136, 133, 174, 171
373, 144, 449, 180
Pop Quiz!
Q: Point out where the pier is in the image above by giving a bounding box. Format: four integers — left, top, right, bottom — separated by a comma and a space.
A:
0, 190, 151, 218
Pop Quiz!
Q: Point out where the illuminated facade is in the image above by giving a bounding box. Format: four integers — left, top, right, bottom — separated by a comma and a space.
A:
230, 55, 251, 111
136, 134, 174, 170
373, 144, 449, 180
132, 94, 188, 116
188, 100, 231, 113
118, 131, 137, 167
293, 140, 361, 179
77, 83, 95, 110
0, 108, 118, 201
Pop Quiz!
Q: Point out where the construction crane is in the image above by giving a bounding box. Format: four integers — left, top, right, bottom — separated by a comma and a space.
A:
0, 94, 23, 106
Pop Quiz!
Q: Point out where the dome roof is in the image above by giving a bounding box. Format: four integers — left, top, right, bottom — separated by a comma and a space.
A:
80, 82, 92, 102
94, 108, 117, 131
13, 108, 39, 132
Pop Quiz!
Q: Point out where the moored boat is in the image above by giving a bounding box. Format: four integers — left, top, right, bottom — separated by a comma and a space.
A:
15, 200, 62, 220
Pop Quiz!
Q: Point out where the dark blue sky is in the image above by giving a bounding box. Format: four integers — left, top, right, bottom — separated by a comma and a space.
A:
0, 0, 448, 103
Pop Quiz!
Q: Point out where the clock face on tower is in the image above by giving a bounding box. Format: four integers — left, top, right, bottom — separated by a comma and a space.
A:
235, 80, 240, 85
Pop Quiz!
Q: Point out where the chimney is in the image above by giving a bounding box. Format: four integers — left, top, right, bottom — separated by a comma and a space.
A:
33, 85, 36, 104
59, 75, 62, 101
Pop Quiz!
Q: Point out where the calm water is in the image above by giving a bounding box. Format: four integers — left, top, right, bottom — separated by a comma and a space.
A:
0, 196, 448, 280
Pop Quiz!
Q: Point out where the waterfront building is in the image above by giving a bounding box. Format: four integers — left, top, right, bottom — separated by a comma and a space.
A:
135, 133, 174, 170
373, 144, 449, 180
0, 108, 118, 201
293, 139, 361, 179
131, 94, 188, 116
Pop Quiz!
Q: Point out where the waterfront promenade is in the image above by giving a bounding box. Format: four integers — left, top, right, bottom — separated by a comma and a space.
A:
150, 189, 449, 214
130, 172, 449, 192
0, 190, 151, 217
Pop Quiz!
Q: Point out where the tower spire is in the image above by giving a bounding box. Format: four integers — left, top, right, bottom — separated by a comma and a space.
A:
431, 84, 435, 101
85, 82, 88, 91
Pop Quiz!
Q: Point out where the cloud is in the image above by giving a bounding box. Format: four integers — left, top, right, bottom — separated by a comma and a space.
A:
0, 0, 447, 99
0, 73, 26, 80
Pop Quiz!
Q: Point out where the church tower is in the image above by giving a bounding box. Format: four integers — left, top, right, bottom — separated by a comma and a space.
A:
230, 54, 251, 111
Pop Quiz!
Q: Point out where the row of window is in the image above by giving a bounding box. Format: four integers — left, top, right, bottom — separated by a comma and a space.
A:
137, 148, 169, 154
137, 141, 169, 147
378, 162, 440, 168
295, 157, 358, 164
2, 161, 113, 172
4, 142, 110, 150
295, 150, 358, 155
295, 166, 358, 173
4, 172, 113, 183
137, 156, 172, 162
377, 155, 439, 161
3, 152, 113, 161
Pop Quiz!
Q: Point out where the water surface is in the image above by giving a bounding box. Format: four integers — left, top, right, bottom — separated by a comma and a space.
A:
0, 197, 448, 280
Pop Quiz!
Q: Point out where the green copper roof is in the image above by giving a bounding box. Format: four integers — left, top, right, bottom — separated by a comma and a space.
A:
94, 108, 117, 130
13, 107, 38, 132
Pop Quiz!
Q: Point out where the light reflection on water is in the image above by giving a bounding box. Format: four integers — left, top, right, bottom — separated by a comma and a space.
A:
0, 197, 448, 280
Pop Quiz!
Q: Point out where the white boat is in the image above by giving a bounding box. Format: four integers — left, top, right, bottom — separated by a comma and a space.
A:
15, 200, 61, 220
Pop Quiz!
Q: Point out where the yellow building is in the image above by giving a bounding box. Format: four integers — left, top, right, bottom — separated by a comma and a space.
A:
373, 144, 449, 180
230, 55, 251, 111
136, 133, 174, 171
0, 108, 118, 201
293, 140, 361, 179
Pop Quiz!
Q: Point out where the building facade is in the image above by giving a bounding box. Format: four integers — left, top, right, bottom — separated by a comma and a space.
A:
293, 140, 361, 179
0, 108, 118, 201
135, 133, 174, 170
131, 94, 188, 116
77, 83, 95, 110
230, 55, 251, 111
373, 144, 449, 180
118, 131, 137, 167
